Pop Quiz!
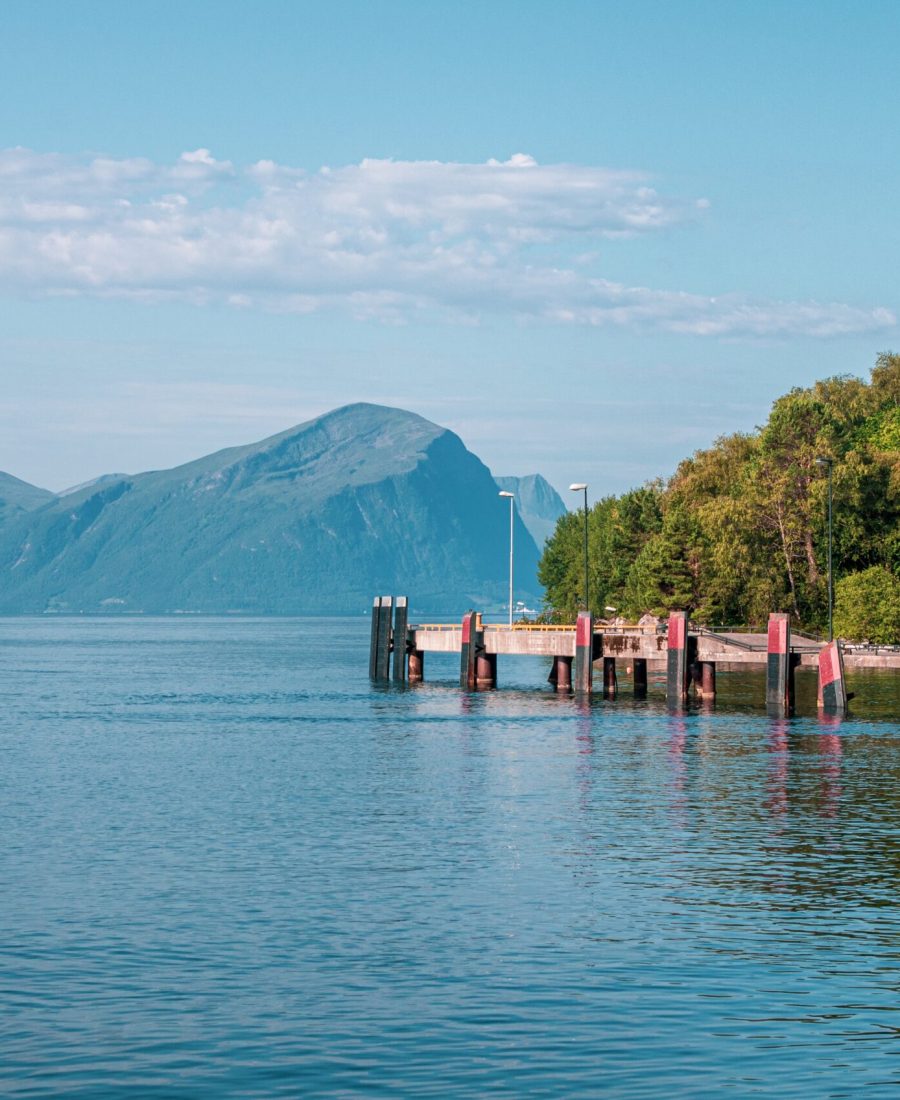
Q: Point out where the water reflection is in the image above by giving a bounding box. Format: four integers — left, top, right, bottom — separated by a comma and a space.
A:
1, 618, 899, 1099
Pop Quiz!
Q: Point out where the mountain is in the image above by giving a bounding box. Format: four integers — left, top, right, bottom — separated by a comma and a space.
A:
0, 404, 542, 615
494, 474, 567, 550
58, 473, 129, 497
0, 471, 55, 524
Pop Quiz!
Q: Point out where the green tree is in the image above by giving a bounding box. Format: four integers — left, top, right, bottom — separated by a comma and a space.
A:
833, 566, 900, 644
538, 354, 900, 629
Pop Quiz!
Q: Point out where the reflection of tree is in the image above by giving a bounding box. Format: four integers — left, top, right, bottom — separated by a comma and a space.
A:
658, 723, 900, 912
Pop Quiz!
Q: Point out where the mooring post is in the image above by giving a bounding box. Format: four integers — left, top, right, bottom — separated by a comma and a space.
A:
666, 611, 690, 705
392, 596, 408, 683
375, 595, 393, 682
817, 639, 848, 716
369, 596, 383, 680
633, 658, 648, 698
603, 657, 617, 699
766, 612, 794, 717
460, 610, 478, 690
574, 611, 594, 693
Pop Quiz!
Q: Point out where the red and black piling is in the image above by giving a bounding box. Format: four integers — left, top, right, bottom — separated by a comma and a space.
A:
766, 612, 797, 717
574, 611, 594, 694
460, 611, 478, 690
817, 640, 848, 716
666, 611, 691, 705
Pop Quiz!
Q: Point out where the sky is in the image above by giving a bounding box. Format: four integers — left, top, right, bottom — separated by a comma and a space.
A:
2, 0, 898, 500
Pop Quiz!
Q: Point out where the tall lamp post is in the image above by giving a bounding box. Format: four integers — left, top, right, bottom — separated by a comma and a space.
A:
816, 456, 834, 641
569, 483, 589, 612
498, 490, 515, 627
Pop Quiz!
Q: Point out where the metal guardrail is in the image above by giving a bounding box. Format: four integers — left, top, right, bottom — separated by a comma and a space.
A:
412, 622, 661, 634
412, 622, 576, 632
697, 628, 823, 655
697, 629, 759, 651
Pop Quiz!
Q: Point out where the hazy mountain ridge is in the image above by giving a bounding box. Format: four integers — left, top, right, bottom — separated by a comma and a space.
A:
494, 474, 567, 549
0, 471, 55, 523
0, 404, 543, 615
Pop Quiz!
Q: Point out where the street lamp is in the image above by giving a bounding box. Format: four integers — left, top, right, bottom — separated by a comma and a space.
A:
569, 483, 589, 612
498, 490, 515, 627
816, 456, 834, 641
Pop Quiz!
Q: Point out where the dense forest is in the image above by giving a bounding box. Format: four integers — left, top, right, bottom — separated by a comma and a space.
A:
538, 354, 900, 642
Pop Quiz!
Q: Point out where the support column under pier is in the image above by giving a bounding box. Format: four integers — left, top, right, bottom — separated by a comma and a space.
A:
476, 651, 497, 689
699, 661, 716, 701
408, 649, 424, 682
553, 655, 573, 692
603, 657, 617, 699
633, 659, 648, 698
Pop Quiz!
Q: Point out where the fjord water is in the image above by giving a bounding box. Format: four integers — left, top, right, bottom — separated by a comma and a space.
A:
2, 619, 899, 1098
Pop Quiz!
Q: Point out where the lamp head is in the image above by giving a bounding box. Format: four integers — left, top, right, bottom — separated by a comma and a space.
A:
815, 456, 833, 468
498, 490, 514, 498
569, 483, 588, 492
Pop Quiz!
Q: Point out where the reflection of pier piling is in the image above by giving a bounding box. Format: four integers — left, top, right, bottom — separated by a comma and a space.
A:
369, 596, 865, 714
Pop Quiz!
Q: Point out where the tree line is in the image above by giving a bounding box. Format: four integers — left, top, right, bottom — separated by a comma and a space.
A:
538, 354, 900, 642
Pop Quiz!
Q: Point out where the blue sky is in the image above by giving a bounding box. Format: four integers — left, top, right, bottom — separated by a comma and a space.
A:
2, 0, 898, 498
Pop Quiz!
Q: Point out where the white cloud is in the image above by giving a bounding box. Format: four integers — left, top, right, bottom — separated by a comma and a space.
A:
0, 146, 893, 338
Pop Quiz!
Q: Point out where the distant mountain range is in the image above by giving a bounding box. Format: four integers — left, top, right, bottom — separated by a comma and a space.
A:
0, 403, 566, 616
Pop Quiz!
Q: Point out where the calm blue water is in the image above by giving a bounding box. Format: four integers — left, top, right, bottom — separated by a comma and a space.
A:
2, 617, 899, 1098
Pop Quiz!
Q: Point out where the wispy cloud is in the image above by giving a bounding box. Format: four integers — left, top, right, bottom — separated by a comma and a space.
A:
0, 147, 893, 337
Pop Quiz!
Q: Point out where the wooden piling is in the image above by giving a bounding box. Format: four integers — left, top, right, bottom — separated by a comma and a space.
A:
633, 658, 648, 698
817, 640, 848, 715
666, 611, 690, 705
766, 612, 794, 717
603, 657, 617, 699
376, 595, 393, 682
392, 596, 408, 683
574, 611, 594, 693
369, 596, 383, 680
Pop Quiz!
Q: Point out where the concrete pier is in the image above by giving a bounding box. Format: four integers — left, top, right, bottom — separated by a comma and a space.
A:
371, 593, 894, 708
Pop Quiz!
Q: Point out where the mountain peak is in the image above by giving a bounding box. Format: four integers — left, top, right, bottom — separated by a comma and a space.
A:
0, 404, 541, 614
